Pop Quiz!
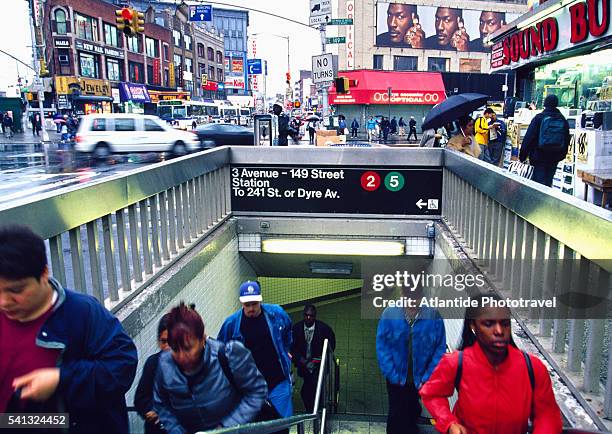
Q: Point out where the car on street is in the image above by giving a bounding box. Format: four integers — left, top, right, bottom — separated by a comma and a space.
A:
75, 114, 200, 160
193, 123, 254, 148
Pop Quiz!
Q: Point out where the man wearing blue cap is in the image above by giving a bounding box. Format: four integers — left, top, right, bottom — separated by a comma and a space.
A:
218, 280, 293, 425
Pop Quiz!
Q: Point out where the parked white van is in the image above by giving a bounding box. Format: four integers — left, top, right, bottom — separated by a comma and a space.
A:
75, 114, 200, 159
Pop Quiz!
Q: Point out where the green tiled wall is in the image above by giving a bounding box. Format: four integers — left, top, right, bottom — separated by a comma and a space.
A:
260, 277, 363, 306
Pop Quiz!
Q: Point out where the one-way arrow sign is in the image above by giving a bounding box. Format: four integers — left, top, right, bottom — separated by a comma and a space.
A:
416, 199, 426, 209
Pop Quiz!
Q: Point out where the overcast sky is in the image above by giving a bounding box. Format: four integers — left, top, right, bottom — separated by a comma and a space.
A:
0, 0, 331, 97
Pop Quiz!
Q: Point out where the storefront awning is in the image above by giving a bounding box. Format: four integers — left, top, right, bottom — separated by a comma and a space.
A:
328, 70, 446, 105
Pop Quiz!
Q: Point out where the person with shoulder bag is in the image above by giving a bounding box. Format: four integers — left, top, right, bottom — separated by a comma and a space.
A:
153, 303, 267, 434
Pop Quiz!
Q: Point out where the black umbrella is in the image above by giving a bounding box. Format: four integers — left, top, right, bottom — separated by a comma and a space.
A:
421, 93, 489, 130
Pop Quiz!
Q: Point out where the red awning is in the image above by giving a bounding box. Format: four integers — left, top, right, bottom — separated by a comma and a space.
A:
328, 70, 446, 105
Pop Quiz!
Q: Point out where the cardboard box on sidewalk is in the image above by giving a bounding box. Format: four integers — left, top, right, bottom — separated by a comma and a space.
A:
317, 132, 346, 147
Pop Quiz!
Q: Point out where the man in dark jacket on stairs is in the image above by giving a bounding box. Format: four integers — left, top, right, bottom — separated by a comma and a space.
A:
291, 304, 336, 412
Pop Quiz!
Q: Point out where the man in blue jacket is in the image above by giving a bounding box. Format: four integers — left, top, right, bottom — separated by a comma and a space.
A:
218, 280, 293, 421
376, 286, 446, 434
0, 225, 138, 434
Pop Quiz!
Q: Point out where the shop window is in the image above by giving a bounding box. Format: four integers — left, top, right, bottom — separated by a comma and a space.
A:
129, 62, 144, 83
106, 58, 121, 81
533, 50, 612, 110
144, 119, 164, 132
79, 52, 99, 78
373, 55, 384, 70
207, 47, 214, 61
115, 118, 135, 131
55, 9, 67, 35
428, 57, 449, 72
393, 56, 417, 71
104, 23, 121, 48
163, 44, 169, 61
75, 13, 99, 42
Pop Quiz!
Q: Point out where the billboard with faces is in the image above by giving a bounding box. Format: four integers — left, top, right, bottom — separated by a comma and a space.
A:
376, 2, 520, 52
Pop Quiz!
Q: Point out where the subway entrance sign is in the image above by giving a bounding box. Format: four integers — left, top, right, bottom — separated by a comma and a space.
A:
231, 166, 442, 215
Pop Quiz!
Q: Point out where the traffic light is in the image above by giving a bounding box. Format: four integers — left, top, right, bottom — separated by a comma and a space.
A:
294, 100, 301, 108
335, 77, 350, 94
132, 9, 145, 34
39, 59, 49, 76
285, 72, 291, 84
116, 8, 134, 36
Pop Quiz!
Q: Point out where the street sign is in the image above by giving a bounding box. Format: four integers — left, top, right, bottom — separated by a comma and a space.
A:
326, 37, 346, 44
309, 0, 331, 26
312, 53, 334, 85
327, 18, 353, 25
230, 165, 443, 216
247, 59, 262, 75
189, 5, 212, 22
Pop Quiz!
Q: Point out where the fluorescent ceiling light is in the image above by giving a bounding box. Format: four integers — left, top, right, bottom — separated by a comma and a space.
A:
309, 262, 353, 275
261, 239, 405, 256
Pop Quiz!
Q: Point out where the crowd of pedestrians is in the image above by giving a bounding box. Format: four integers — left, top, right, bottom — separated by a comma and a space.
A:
0, 223, 564, 434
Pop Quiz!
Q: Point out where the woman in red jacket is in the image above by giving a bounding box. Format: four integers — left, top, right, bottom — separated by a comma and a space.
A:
419, 293, 562, 434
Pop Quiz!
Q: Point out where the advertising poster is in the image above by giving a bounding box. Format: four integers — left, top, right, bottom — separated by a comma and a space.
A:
376, 2, 520, 52
232, 58, 244, 74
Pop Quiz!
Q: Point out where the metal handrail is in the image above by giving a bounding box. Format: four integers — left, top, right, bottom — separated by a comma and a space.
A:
203, 338, 335, 434
444, 150, 612, 272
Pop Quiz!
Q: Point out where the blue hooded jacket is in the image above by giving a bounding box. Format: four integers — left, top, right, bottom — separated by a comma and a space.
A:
32, 278, 138, 434
217, 303, 293, 384
376, 305, 446, 388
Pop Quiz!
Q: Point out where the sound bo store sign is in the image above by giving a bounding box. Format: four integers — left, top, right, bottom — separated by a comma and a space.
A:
491, 0, 611, 70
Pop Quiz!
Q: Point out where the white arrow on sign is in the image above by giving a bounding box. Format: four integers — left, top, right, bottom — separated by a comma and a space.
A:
416, 199, 426, 209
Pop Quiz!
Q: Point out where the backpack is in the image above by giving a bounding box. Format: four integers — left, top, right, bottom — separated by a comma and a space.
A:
538, 114, 566, 151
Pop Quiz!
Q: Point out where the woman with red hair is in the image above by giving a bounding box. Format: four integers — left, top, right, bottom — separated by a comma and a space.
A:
153, 303, 267, 433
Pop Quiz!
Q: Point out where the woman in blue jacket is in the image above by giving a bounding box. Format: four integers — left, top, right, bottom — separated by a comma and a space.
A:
154, 303, 267, 434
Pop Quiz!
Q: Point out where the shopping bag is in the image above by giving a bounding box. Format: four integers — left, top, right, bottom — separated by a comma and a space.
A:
507, 160, 534, 180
